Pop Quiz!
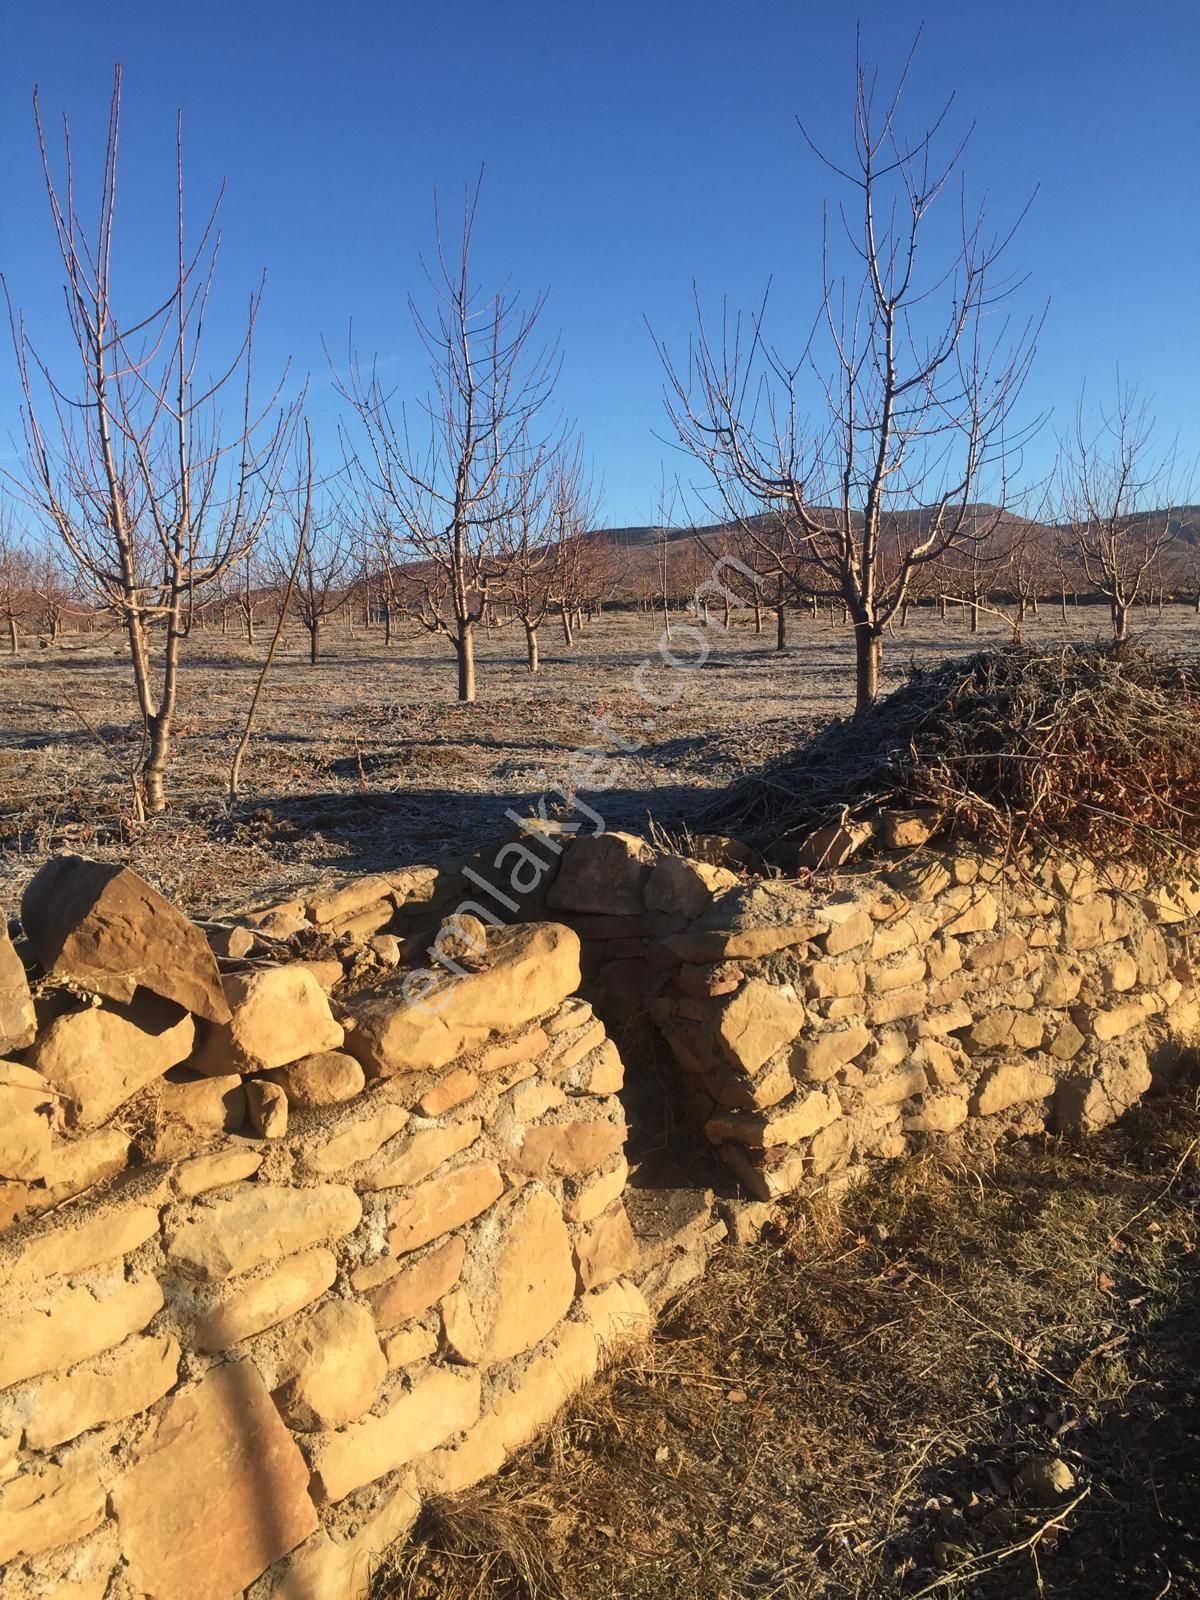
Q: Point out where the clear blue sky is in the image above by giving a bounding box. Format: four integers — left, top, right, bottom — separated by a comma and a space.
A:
1, 0, 1196, 526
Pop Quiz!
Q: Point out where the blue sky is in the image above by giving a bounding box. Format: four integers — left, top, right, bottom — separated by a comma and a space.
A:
1, 0, 1197, 526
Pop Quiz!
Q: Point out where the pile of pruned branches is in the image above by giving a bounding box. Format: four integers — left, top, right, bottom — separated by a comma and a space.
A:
703, 644, 1200, 861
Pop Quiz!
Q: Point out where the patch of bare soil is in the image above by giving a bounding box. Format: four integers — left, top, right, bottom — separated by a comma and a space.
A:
376, 1081, 1200, 1600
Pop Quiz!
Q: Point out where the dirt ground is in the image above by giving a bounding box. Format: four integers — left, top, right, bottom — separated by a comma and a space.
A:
2, 597, 1197, 916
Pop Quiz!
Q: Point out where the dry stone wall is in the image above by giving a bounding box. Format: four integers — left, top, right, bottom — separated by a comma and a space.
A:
530, 829, 1200, 1198
2, 825, 1198, 1600
0, 859, 647, 1600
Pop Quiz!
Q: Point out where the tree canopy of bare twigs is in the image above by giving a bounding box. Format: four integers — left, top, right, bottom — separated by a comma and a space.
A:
335, 179, 561, 702
0, 507, 37, 654
264, 454, 356, 666
655, 37, 1041, 713
2, 68, 300, 814
1056, 383, 1187, 642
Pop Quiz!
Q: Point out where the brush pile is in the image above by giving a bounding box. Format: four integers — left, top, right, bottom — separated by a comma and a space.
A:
702, 644, 1200, 861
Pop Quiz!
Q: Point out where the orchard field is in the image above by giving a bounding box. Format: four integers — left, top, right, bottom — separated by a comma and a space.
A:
2, 597, 1195, 914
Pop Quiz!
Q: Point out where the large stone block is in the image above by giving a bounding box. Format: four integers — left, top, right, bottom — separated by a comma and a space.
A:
311, 1366, 482, 1503
965, 1010, 1045, 1054
0, 1274, 163, 1391
300, 1100, 411, 1178
5, 1201, 160, 1287
1054, 1045, 1152, 1134
1063, 894, 1136, 951
264, 1050, 365, 1109
546, 832, 655, 915
0, 1456, 106, 1565
16, 1332, 180, 1450
971, 1058, 1057, 1117
20, 855, 229, 1022
472, 1185, 577, 1365
148, 1073, 246, 1160
164, 1183, 360, 1280
0, 931, 35, 1055
346, 922, 581, 1076
387, 1160, 504, 1256
268, 1476, 420, 1600
514, 1117, 626, 1177
0, 1060, 55, 1180
714, 979, 806, 1077
113, 1361, 317, 1600
574, 1201, 638, 1291
706, 1089, 839, 1149
195, 966, 344, 1074
360, 1116, 482, 1190
273, 1300, 387, 1430
792, 1023, 871, 1083
30, 996, 196, 1128
643, 855, 737, 919
194, 1247, 337, 1349
367, 1235, 466, 1328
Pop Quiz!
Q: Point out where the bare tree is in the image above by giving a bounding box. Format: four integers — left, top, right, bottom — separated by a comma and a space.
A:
655, 42, 1040, 713
493, 442, 595, 673
553, 496, 614, 648
1056, 384, 1184, 642
266, 492, 355, 666
0, 509, 35, 654
336, 181, 559, 702
2, 71, 298, 813
30, 542, 75, 642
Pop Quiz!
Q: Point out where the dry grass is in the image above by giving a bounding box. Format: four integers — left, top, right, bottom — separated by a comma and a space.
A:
374, 1081, 1200, 1599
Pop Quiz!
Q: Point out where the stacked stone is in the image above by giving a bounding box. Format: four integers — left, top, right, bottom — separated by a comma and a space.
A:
539, 832, 1200, 1201
0, 857, 647, 1600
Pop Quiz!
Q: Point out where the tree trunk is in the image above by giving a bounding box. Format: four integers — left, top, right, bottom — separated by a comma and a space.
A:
853, 623, 881, 714
1114, 603, 1129, 642
383, 601, 393, 646
969, 596, 980, 633
7, 618, 17, 655
1031, 594, 1040, 617
457, 620, 477, 702
525, 621, 539, 673
141, 601, 184, 816
775, 580, 786, 652
1060, 583, 1068, 624
939, 594, 947, 621
309, 618, 320, 665
900, 600, 910, 629
723, 595, 731, 628
560, 603, 574, 647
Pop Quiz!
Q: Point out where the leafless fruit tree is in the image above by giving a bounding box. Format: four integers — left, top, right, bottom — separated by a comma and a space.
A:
265, 459, 355, 666
1056, 384, 1185, 642
546, 452, 607, 648
493, 441, 591, 672
656, 42, 1040, 713
3, 70, 299, 813
0, 508, 36, 653
336, 181, 560, 702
